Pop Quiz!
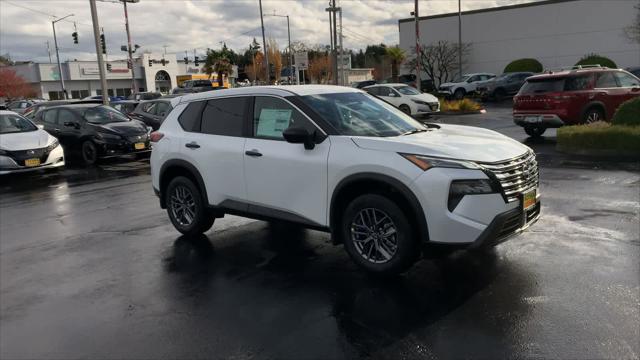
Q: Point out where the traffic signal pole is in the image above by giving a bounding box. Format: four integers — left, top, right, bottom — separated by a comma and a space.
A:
89, 0, 110, 105
51, 14, 73, 100
122, 0, 137, 95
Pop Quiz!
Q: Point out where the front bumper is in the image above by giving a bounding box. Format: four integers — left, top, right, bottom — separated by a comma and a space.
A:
513, 114, 565, 128
414, 102, 440, 115
96, 137, 151, 158
0, 145, 65, 175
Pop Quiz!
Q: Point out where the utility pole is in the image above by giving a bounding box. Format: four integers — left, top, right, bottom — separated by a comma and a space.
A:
458, 0, 463, 80
339, 7, 344, 86
122, 0, 139, 96
52, 14, 73, 100
326, 1, 339, 85
46, 41, 52, 63
414, 0, 421, 92
259, 0, 269, 84
89, 0, 109, 105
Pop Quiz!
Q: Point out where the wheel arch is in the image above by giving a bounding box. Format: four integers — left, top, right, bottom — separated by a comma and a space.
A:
581, 101, 607, 121
329, 172, 429, 245
159, 159, 208, 209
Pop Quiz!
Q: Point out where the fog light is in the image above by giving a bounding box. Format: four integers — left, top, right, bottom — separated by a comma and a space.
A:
448, 179, 497, 212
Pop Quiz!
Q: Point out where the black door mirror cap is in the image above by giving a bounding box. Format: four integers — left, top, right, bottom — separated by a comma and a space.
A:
64, 121, 79, 128
283, 126, 315, 150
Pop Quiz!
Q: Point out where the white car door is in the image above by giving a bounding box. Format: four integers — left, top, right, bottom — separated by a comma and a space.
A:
243, 96, 330, 226
179, 97, 248, 206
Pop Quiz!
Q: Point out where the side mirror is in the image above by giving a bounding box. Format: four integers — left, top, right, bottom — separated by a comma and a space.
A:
64, 121, 79, 129
283, 126, 315, 150
388, 93, 395, 97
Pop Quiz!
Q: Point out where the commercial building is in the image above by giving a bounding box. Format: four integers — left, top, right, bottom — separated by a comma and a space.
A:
8, 53, 237, 100
399, 0, 640, 77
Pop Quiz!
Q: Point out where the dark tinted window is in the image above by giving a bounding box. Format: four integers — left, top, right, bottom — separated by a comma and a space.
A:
563, 75, 592, 91
178, 101, 206, 132
596, 72, 618, 88
364, 86, 380, 96
58, 109, 78, 124
201, 97, 247, 136
519, 78, 564, 94
155, 102, 171, 117
253, 96, 317, 140
43, 109, 58, 124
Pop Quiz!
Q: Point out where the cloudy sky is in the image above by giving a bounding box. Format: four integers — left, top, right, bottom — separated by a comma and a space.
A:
1, 0, 540, 63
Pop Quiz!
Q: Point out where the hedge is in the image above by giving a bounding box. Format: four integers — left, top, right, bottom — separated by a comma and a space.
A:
557, 122, 640, 155
575, 54, 617, 69
612, 97, 640, 126
504, 58, 543, 73
439, 98, 483, 112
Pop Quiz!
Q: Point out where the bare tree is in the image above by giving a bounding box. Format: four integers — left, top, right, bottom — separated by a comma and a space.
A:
624, 1, 640, 44
406, 41, 472, 87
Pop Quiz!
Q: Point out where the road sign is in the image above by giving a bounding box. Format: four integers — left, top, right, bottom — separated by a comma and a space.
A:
294, 52, 308, 70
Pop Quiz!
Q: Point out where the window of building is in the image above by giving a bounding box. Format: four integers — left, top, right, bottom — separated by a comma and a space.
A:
48, 91, 65, 100
200, 97, 247, 137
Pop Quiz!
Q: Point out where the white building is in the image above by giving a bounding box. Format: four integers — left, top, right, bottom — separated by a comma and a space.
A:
8, 53, 237, 100
399, 0, 640, 77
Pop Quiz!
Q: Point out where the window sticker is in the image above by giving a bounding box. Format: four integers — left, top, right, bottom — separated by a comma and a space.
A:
256, 108, 291, 138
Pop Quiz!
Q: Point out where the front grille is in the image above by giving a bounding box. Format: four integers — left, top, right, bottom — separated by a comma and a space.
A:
498, 210, 522, 238
480, 151, 539, 203
4, 147, 49, 166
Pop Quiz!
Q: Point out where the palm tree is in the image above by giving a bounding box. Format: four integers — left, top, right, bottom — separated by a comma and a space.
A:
213, 58, 233, 87
386, 46, 406, 83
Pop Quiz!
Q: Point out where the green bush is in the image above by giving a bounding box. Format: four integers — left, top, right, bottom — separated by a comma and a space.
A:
575, 53, 617, 69
439, 98, 483, 112
557, 122, 640, 153
504, 58, 543, 73
612, 97, 640, 126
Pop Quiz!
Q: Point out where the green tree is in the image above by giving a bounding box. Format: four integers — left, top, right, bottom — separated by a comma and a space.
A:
204, 47, 234, 87
624, 1, 640, 44
575, 53, 617, 68
386, 46, 406, 82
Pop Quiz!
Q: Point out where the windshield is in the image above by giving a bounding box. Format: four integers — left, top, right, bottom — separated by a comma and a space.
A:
83, 105, 130, 124
454, 75, 471, 83
0, 113, 38, 134
394, 86, 420, 95
299, 92, 427, 137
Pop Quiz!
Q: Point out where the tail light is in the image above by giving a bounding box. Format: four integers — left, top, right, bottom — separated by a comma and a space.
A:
150, 131, 164, 142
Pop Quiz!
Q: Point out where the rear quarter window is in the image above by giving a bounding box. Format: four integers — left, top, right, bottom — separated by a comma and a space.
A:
563, 75, 593, 91
519, 78, 565, 94
178, 101, 206, 132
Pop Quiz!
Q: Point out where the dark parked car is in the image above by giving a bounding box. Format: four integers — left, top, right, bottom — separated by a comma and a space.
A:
351, 80, 377, 89
513, 66, 640, 137
128, 92, 161, 101
477, 72, 534, 101
172, 80, 215, 94
627, 66, 640, 78
22, 99, 102, 120
34, 103, 150, 165
129, 99, 173, 130
111, 100, 140, 116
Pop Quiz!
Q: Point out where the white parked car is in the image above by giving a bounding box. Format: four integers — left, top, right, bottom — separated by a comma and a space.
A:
0, 110, 65, 174
150, 85, 540, 274
438, 73, 496, 99
363, 83, 440, 116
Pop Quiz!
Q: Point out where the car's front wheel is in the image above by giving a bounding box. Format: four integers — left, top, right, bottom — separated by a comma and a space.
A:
524, 126, 546, 138
166, 176, 214, 236
453, 88, 466, 100
81, 140, 98, 166
341, 194, 418, 275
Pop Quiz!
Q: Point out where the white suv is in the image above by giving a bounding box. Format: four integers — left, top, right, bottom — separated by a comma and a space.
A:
438, 73, 496, 99
150, 85, 540, 274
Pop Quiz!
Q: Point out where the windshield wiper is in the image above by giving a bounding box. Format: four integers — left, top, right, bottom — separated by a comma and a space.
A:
401, 128, 428, 136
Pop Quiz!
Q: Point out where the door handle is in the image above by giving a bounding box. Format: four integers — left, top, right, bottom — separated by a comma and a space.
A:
53, 128, 60, 132
245, 149, 262, 157
185, 142, 200, 149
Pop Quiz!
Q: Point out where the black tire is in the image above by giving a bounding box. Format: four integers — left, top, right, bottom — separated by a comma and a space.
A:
399, 104, 412, 115
524, 127, 546, 138
583, 107, 604, 124
493, 88, 506, 102
341, 194, 418, 275
165, 176, 214, 236
453, 88, 466, 100
81, 140, 98, 166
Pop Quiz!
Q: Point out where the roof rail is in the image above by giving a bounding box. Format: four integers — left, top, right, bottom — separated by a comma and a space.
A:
543, 64, 607, 74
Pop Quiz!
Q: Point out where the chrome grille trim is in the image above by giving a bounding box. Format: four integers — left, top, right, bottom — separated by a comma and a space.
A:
479, 151, 539, 203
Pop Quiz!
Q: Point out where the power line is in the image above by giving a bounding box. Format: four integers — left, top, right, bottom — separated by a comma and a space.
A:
4, 1, 92, 27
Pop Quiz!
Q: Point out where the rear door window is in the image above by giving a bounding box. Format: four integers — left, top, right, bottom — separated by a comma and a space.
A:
596, 72, 618, 88
201, 97, 248, 137
43, 109, 58, 125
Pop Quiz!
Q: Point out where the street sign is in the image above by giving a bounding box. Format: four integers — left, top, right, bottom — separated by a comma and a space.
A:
294, 52, 308, 70
339, 54, 351, 69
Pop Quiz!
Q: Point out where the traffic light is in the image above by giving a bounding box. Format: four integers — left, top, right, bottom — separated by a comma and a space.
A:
194, 56, 199, 66
184, 57, 189, 64
106, 63, 112, 71
148, 59, 153, 67
100, 33, 106, 54
72, 32, 78, 44
161, 58, 166, 66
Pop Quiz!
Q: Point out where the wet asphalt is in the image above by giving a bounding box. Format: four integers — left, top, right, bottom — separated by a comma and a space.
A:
0, 104, 638, 359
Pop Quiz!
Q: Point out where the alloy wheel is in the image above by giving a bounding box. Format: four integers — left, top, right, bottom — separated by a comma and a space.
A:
350, 208, 398, 264
586, 110, 601, 123
170, 185, 197, 227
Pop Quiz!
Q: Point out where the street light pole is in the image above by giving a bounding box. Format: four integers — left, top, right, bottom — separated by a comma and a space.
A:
259, 0, 269, 84
89, 0, 110, 105
265, 13, 294, 85
414, 0, 421, 92
52, 14, 73, 100
122, 0, 139, 96
458, 0, 463, 80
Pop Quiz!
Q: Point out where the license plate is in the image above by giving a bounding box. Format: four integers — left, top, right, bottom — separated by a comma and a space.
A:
134, 142, 146, 150
24, 158, 41, 167
523, 188, 537, 210
525, 116, 541, 123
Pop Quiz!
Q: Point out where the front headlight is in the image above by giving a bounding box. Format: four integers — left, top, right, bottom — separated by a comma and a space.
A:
448, 179, 498, 211
46, 139, 59, 152
400, 153, 480, 171
412, 99, 428, 105
0, 148, 7, 156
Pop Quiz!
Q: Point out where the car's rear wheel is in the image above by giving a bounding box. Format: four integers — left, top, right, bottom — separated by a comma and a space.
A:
584, 107, 604, 124
399, 104, 412, 115
81, 140, 98, 166
166, 176, 214, 236
341, 194, 417, 275
524, 126, 546, 138
453, 88, 466, 100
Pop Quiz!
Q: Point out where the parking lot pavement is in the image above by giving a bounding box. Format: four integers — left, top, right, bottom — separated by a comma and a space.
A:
1, 113, 638, 359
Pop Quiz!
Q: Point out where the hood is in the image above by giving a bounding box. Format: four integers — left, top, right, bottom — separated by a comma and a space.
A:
410, 93, 439, 103
351, 124, 529, 163
91, 120, 147, 136
0, 129, 55, 151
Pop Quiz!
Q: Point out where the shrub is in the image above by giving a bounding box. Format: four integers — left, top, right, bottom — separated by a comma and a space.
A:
439, 98, 483, 112
612, 97, 640, 126
575, 53, 617, 69
504, 58, 543, 73
557, 122, 640, 153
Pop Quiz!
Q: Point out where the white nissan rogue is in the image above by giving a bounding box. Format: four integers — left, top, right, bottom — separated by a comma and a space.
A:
150, 85, 540, 274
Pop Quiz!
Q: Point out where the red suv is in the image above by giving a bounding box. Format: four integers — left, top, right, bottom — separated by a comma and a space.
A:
513, 66, 640, 137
